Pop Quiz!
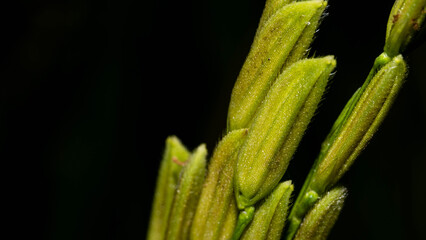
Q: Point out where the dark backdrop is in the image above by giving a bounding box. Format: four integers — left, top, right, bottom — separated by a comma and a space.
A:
2, 0, 425, 239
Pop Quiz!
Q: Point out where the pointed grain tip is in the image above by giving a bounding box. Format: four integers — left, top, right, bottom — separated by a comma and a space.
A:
323, 55, 336, 66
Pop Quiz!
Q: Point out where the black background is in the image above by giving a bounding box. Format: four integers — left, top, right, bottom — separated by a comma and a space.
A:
2, 0, 425, 239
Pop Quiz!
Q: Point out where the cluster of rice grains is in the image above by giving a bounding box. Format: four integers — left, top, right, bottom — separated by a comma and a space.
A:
147, 0, 425, 239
